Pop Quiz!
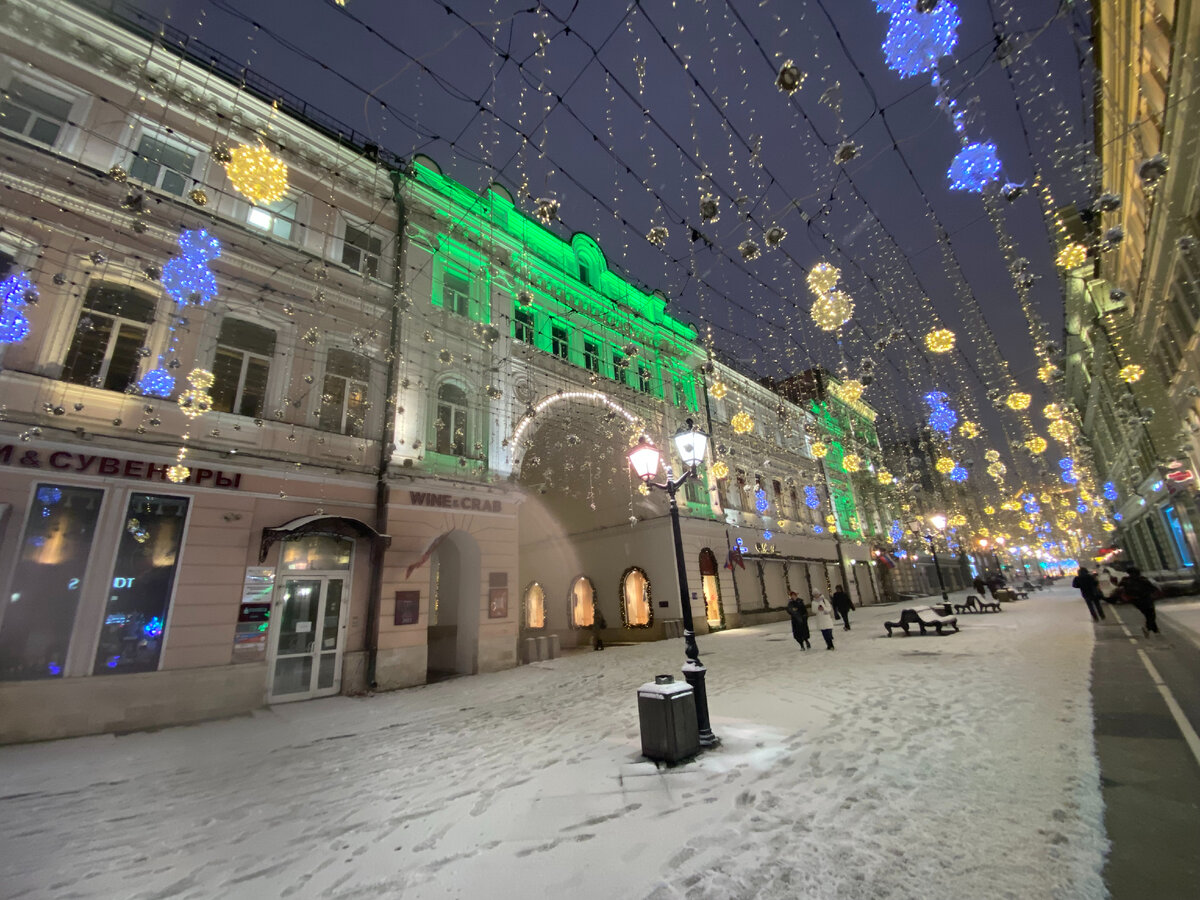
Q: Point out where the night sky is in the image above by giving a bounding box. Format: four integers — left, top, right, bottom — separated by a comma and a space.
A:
117, 0, 1096, 444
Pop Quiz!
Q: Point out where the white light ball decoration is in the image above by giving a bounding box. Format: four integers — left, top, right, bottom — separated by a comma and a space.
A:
811, 290, 854, 331
806, 261, 841, 296
731, 411, 754, 435
836, 379, 865, 403
226, 143, 289, 205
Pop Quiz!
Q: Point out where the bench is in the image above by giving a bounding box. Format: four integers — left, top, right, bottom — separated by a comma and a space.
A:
884, 606, 960, 636
954, 595, 988, 614
976, 594, 1002, 612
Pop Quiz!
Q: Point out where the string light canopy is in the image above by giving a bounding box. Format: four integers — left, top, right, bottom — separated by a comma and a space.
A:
924, 328, 955, 353
226, 142, 289, 204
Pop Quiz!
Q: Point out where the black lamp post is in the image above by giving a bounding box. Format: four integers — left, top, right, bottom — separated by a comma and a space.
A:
628, 419, 717, 747
910, 515, 949, 601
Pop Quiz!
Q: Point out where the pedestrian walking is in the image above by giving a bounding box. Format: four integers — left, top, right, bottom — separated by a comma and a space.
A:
972, 575, 987, 596
786, 590, 811, 649
1120, 567, 1161, 636
811, 593, 836, 650
1070, 566, 1106, 622
831, 584, 854, 631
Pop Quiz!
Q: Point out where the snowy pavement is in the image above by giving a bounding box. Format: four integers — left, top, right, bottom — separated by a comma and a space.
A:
0, 588, 1107, 900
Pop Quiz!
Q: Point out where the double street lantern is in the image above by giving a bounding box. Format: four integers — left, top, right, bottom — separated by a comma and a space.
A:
627, 419, 717, 747
909, 514, 950, 601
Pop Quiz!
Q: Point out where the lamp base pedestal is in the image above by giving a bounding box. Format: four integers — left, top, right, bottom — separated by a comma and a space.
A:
682, 660, 718, 747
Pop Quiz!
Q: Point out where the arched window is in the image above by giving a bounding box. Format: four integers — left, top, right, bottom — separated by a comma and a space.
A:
523, 582, 545, 629
620, 566, 652, 627
569, 576, 595, 628
433, 382, 470, 457
698, 548, 724, 628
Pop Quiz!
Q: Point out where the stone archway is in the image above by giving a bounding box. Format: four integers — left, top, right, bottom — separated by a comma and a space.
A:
507, 389, 642, 480
426, 529, 482, 682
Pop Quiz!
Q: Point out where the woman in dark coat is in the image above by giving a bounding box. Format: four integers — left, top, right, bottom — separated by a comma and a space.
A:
831, 584, 854, 631
786, 591, 811, 649
1121, 567, 1161, 636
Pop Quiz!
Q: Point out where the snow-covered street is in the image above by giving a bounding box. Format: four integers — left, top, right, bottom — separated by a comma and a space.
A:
0, 589, 1107, 900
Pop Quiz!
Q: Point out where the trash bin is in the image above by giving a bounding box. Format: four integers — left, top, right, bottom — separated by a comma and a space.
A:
637, 675, 700, 763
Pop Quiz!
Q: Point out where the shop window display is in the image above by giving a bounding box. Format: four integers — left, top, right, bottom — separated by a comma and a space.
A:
92, 493, 189, 675
0, 484, 104, 680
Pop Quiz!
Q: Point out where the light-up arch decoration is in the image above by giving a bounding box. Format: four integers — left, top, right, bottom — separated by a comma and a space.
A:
508, 390, 641, 475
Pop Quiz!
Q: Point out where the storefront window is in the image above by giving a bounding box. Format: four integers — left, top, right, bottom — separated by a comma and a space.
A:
569, 576, 594, 628
92, 493, 189, 675
523, 582, 545, 629
279, 535, 352, 571
622, 566, 652, 627
0, 484, 104, 680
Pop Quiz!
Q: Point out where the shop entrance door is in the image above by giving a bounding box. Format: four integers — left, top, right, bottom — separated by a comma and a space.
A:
269, 575, 347, 701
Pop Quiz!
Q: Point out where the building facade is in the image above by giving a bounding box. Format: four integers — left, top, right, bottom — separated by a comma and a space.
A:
0, 0, 886, 743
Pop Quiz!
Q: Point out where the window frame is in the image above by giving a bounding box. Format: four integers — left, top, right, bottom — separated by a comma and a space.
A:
431, 380, 476, 458
210, 318, 277, 419
318, 348, 371, 437
0, 69, 84, 150
338, 218, 386, 280
61, 281, 161, 393
245, 194, 301, 243
513, 307, 536, 344
582, 336, 601, 374
123, 125, 204, 198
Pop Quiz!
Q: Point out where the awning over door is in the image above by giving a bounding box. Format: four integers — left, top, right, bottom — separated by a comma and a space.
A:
259, 515, 391, 563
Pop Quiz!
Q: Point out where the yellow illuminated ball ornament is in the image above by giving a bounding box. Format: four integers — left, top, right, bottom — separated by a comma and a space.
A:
1043, 403, 1065, 420
226, 142, 289, 205
959, 420, 979, 439
935, 456, 955, 474
731, 411, 754, 434
1006, 392, 1031, 410
811, 291, 854, 331
1119, 364, 1144, 383
924, 328, 955, 353
987, 461, 1007, 479
876, 469, 893, 485
984, 505, 996, 515
984, 449, 1000, 462
811, 441, 829, 459
1048, 419, 1074, 442
806, 261, 841, 295
836, 379, 865, 403
1025, 435, 1048, 454
842, 453, 862, 473
709, 380, 728, 400
1056, 242, 1088, 268
949, 514, 967, 528
1038, 363, 1058, 383
710, 460, 729, 480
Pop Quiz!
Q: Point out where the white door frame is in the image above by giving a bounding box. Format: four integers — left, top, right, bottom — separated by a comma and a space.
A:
266, 571, 350, 703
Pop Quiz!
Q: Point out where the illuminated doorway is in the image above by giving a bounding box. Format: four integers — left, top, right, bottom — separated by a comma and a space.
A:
698, 548, 724, 629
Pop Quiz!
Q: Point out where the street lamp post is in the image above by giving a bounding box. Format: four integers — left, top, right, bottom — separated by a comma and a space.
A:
910, 515, 949, 601
628, 419, 717, 747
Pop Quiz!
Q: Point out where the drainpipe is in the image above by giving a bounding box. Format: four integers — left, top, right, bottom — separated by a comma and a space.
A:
364, 166, 408, 690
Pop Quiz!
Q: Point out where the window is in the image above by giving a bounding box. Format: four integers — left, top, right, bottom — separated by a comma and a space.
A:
211, 319, 275, 417
92, 493, 189, 675
0, 78, 73, 146
578, 261, 592, 286
442, 271, 471, 317
341, 223, 382, 277
434, 382, 469, 456
570, 577, 595, 628
523, 582, 546, 630
247, 196, 299, 241
638, 365, 653, 394
0, 484, 105, 680
128, 134, 196, 196
513, 307, 535, 343
318, 349, 370, 437
621, 566, 652, 627
551, 324, 569, 360
583, 338, 601, 373
62, 283, 158, 392
612, 350, 625, 382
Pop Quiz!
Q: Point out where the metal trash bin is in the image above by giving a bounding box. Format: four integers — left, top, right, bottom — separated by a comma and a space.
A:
637, 675, 700, 763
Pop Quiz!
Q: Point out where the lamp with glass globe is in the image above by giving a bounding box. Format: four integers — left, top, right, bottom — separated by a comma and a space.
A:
908, 515, 949, 601
627, 419, 717, 747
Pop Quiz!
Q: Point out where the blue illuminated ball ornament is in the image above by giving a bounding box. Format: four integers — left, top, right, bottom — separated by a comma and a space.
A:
949, 465, 969, 483
882, 2, 961, 78
137, 367, 176, 398
36, 486, 62, 505
755, 488, 770, 514
1077, 503, 1087, 513
1102, 481, 1118, 501
1062, 470, 1079, 485
947, 142, 1002, 192
762, 530, 773, 541
923, 390, 958, 434
0, 272, 36, 344
804, 485, 821, 509
1113, 512, 1123, 522
889, 519, 903, 544
1058, 457, 1075, 470
813, 525, 825, 534
162, 228, 221, 306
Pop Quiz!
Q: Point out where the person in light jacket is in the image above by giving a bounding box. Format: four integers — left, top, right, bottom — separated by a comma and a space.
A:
811, 592, 836, 650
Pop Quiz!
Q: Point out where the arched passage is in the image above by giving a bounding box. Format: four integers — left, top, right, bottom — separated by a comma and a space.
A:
426, 530, 481, 682
698, 548, 725, 630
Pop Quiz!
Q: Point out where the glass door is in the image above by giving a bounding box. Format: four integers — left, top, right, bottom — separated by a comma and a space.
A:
269, 576, 346, 701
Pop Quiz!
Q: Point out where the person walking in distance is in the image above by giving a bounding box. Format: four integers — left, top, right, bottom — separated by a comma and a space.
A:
1070, 566, 1106, 622
831, 584, 854, 631
1121, 566, 1161, 636
811, 592, 836, 650
786, 590, 811, 650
